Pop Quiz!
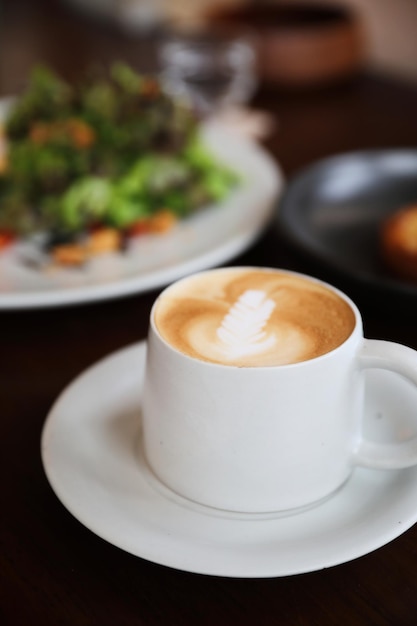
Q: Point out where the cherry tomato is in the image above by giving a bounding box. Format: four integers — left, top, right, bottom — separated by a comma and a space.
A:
0, 230, 15, 249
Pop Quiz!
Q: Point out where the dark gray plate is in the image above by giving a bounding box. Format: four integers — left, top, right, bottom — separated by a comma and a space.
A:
277, 149, 417, 298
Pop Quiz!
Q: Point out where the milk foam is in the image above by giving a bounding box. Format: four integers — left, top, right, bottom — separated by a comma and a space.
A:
153, 269, 356, 367
216, 290, 276, 360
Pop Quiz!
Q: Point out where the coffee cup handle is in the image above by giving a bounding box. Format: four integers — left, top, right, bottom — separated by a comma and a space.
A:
355, 339, 417, 469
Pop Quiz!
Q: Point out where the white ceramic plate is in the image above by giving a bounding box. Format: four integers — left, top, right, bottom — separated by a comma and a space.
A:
0, 106, 282, 308
41, 342, 417, 577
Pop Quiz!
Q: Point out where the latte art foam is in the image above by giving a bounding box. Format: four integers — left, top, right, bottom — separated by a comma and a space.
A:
153, 269, 356, 367
216, 289, 276, 359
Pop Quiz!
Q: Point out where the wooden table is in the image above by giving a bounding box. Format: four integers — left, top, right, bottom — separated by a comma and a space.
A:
2, 1, 417, 624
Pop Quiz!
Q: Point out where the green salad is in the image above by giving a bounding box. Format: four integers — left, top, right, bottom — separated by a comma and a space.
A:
0, 63, 238, 263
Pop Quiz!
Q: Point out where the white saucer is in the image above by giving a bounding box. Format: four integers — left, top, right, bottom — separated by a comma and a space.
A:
41, 342, 417, 577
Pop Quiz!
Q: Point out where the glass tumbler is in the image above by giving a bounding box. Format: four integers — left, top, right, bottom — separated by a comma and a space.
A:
159, 32, 257, 117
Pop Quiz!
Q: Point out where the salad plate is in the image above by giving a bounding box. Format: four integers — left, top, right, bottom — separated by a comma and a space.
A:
0, 101, 282, 308
41, 341, 417, 578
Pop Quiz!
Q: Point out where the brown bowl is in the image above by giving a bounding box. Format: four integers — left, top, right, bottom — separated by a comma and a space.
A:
208, 3, 365, 88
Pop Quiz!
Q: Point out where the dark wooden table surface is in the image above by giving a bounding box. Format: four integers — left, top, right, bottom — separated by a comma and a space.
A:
2, 1, 417, 624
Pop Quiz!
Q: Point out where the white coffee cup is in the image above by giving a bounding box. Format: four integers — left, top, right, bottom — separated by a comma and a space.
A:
141, 267, 417, 516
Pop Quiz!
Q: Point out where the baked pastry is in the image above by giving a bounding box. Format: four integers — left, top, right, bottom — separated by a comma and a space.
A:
380, 203, 417, 281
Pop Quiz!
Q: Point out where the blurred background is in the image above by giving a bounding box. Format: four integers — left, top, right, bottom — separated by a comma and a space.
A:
1, 0, 416, 97
312, 0, 417, 82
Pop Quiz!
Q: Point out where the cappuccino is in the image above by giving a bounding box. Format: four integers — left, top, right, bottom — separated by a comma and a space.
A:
153, 268, 355, 367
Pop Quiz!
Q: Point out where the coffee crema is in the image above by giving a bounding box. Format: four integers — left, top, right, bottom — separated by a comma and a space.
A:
153, 268, 356, 367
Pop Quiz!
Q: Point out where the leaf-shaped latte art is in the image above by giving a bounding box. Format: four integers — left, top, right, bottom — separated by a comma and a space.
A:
216, 290, 276, 359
